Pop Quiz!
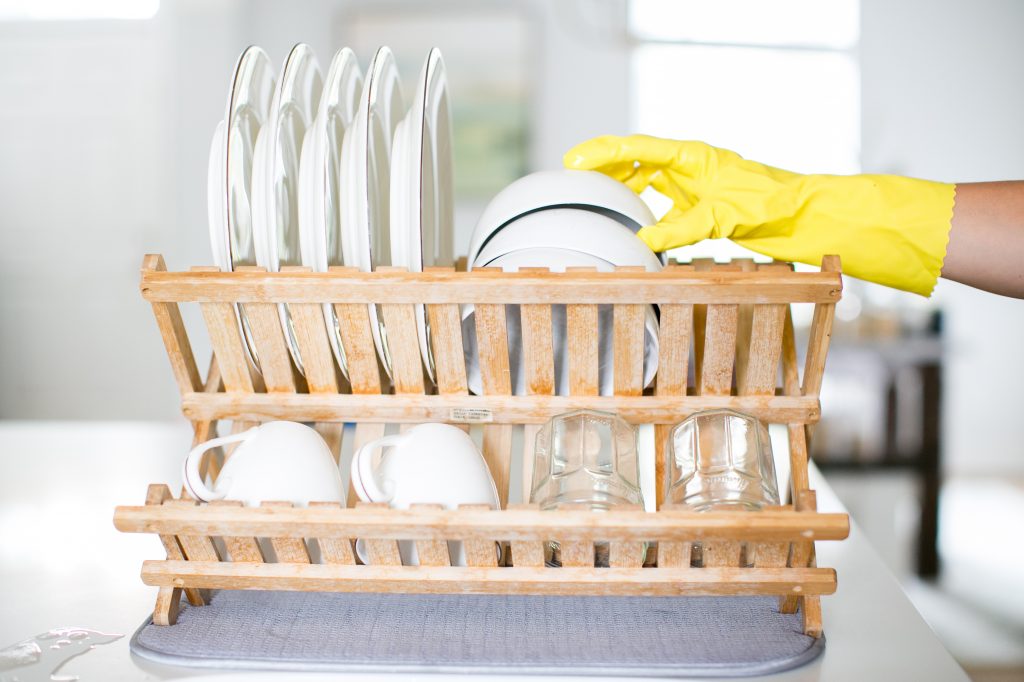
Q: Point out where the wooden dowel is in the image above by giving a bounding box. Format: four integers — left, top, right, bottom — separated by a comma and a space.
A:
115, 505, 850, 543
141, 561, 839, 597
141, 264, 844, 305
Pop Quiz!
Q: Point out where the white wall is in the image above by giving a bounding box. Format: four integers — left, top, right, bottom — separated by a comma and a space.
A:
860, 0, 1024, 475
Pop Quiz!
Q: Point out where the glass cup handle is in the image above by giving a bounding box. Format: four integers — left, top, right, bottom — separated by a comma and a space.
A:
350, 434, 405, 503
183, 427, 259, 502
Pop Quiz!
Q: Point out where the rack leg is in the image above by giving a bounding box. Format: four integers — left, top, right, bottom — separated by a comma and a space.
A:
801, 595, 823, 638
153, 586, 182, 626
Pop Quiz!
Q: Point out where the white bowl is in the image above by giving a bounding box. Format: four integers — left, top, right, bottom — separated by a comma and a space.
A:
467, 169, 657, 266
475, 208, 662, 273
462, 247, 659, 396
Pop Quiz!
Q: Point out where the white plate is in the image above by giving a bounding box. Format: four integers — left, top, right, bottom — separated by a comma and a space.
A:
251, 44, 322, 377
298, 47, 362, 379
390, 48, 454, 383
462, 247, 660, 396
223, 46, 276, 371
466, 169, 658, 267
475, 207, 663, 273
340, 46, 404, 379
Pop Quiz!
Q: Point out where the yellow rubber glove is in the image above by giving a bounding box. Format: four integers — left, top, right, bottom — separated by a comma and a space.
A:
564, 135, 956, 296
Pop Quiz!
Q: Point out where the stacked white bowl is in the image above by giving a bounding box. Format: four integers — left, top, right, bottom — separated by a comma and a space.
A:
463, 170, 663, 396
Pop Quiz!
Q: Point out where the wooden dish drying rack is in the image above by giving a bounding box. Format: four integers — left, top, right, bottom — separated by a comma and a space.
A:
114, 253, 849, 637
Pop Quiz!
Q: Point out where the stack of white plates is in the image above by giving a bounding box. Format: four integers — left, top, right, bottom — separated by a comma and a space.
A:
206, 44, 454, 383
462, 170, 664, 396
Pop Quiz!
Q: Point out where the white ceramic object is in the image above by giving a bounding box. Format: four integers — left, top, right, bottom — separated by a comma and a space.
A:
462, 247, 660, 396
466, 169, 657, 267
351, 423, 500, 566
298, 47, 362, 378
390, 48, 455, 383
340, 46, 404, 378
221, 46, 277, 370
474, 208, 662, 273
252, 44, 323, 377
183, 421, 345, 507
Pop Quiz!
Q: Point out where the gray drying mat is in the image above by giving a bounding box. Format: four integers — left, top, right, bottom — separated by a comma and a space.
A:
131, 590, 824, 677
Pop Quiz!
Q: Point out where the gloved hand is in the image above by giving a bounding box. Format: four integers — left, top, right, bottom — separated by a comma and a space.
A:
564, 135, 956, 296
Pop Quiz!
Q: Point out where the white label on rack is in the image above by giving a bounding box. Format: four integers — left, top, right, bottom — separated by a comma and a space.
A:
450, 408, 494, 423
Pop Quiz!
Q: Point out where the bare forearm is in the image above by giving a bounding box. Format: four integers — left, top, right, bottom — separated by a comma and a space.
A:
942, 181, 1024, 298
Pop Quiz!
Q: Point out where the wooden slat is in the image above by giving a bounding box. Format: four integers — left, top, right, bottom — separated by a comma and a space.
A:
333, 299, 382, 394
473, 302, 512, 396
410, 504, 451, 567
608, 505, 645, 568
473, 298, 513, 508
116, 505, 850, 543
508, 504, 544, 567
313, 422, 344, 466
237, 266, 298, 393
781, 307, 801, 396
741, 304, 787, 395
141, 265, 844, 305
788, 423, 811, 501
181, 392, 821, 425
146, 484, 205, 607
142, 561, 838, 597
566, 268, 599, 396
752, 541, 791, 568
262, 502, 311, 563
702, 540, 743, 567
654, 267, 694, 508
143, 255, 202, 395
801, 255, 841, 398
358, 502, 402, 565
210, 500, 263, 562
699, 304, 739, 395
519, 295, 555, 396
556, 504, 593, 567
733, 259, 758, 394
379, 304, 426, 395
803, 593, 824, 638
657, 541, 693, 568
424, 270, 468, 395
165, 499, 221, 563
460, 504, 499, 567
288, 299, 341, 394
201, 298, 255, 393
309, 501, 356, 564
153, 586, 182, 626
482, 426, 513, 510
781, 490, 818, 614
612, 269, 646, 397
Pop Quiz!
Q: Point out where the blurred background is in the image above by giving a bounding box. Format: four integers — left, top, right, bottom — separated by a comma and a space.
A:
0, 0, 1022, 678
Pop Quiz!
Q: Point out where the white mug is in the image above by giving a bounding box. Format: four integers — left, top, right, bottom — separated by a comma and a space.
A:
184, 421, 345, 507
350, 423, 500, 565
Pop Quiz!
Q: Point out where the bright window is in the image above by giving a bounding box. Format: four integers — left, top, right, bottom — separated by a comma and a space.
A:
0, 0, 159, 20
630, 0, 860, 261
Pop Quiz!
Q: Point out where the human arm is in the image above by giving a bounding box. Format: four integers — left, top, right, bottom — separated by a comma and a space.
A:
943, 181, 1024, 298
565, 135, 1024, 299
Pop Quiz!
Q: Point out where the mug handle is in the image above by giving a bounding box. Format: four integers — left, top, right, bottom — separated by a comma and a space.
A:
183, 427, 259, 502
350, 434, 406, 503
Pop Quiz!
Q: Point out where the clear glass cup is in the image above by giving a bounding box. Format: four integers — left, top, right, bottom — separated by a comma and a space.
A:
530, 409, 645, 566
665, 409, 780, 511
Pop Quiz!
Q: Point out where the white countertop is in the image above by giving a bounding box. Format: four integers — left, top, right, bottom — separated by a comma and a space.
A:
0, 422, 967, 681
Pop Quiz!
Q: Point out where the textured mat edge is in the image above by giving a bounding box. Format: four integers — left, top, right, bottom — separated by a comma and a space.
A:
129, 617, 826, 679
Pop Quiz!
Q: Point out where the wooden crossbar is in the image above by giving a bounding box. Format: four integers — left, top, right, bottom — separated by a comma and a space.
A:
141, 561, 838, 597
140, 266, 842, 305
114, 505, 850, 543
